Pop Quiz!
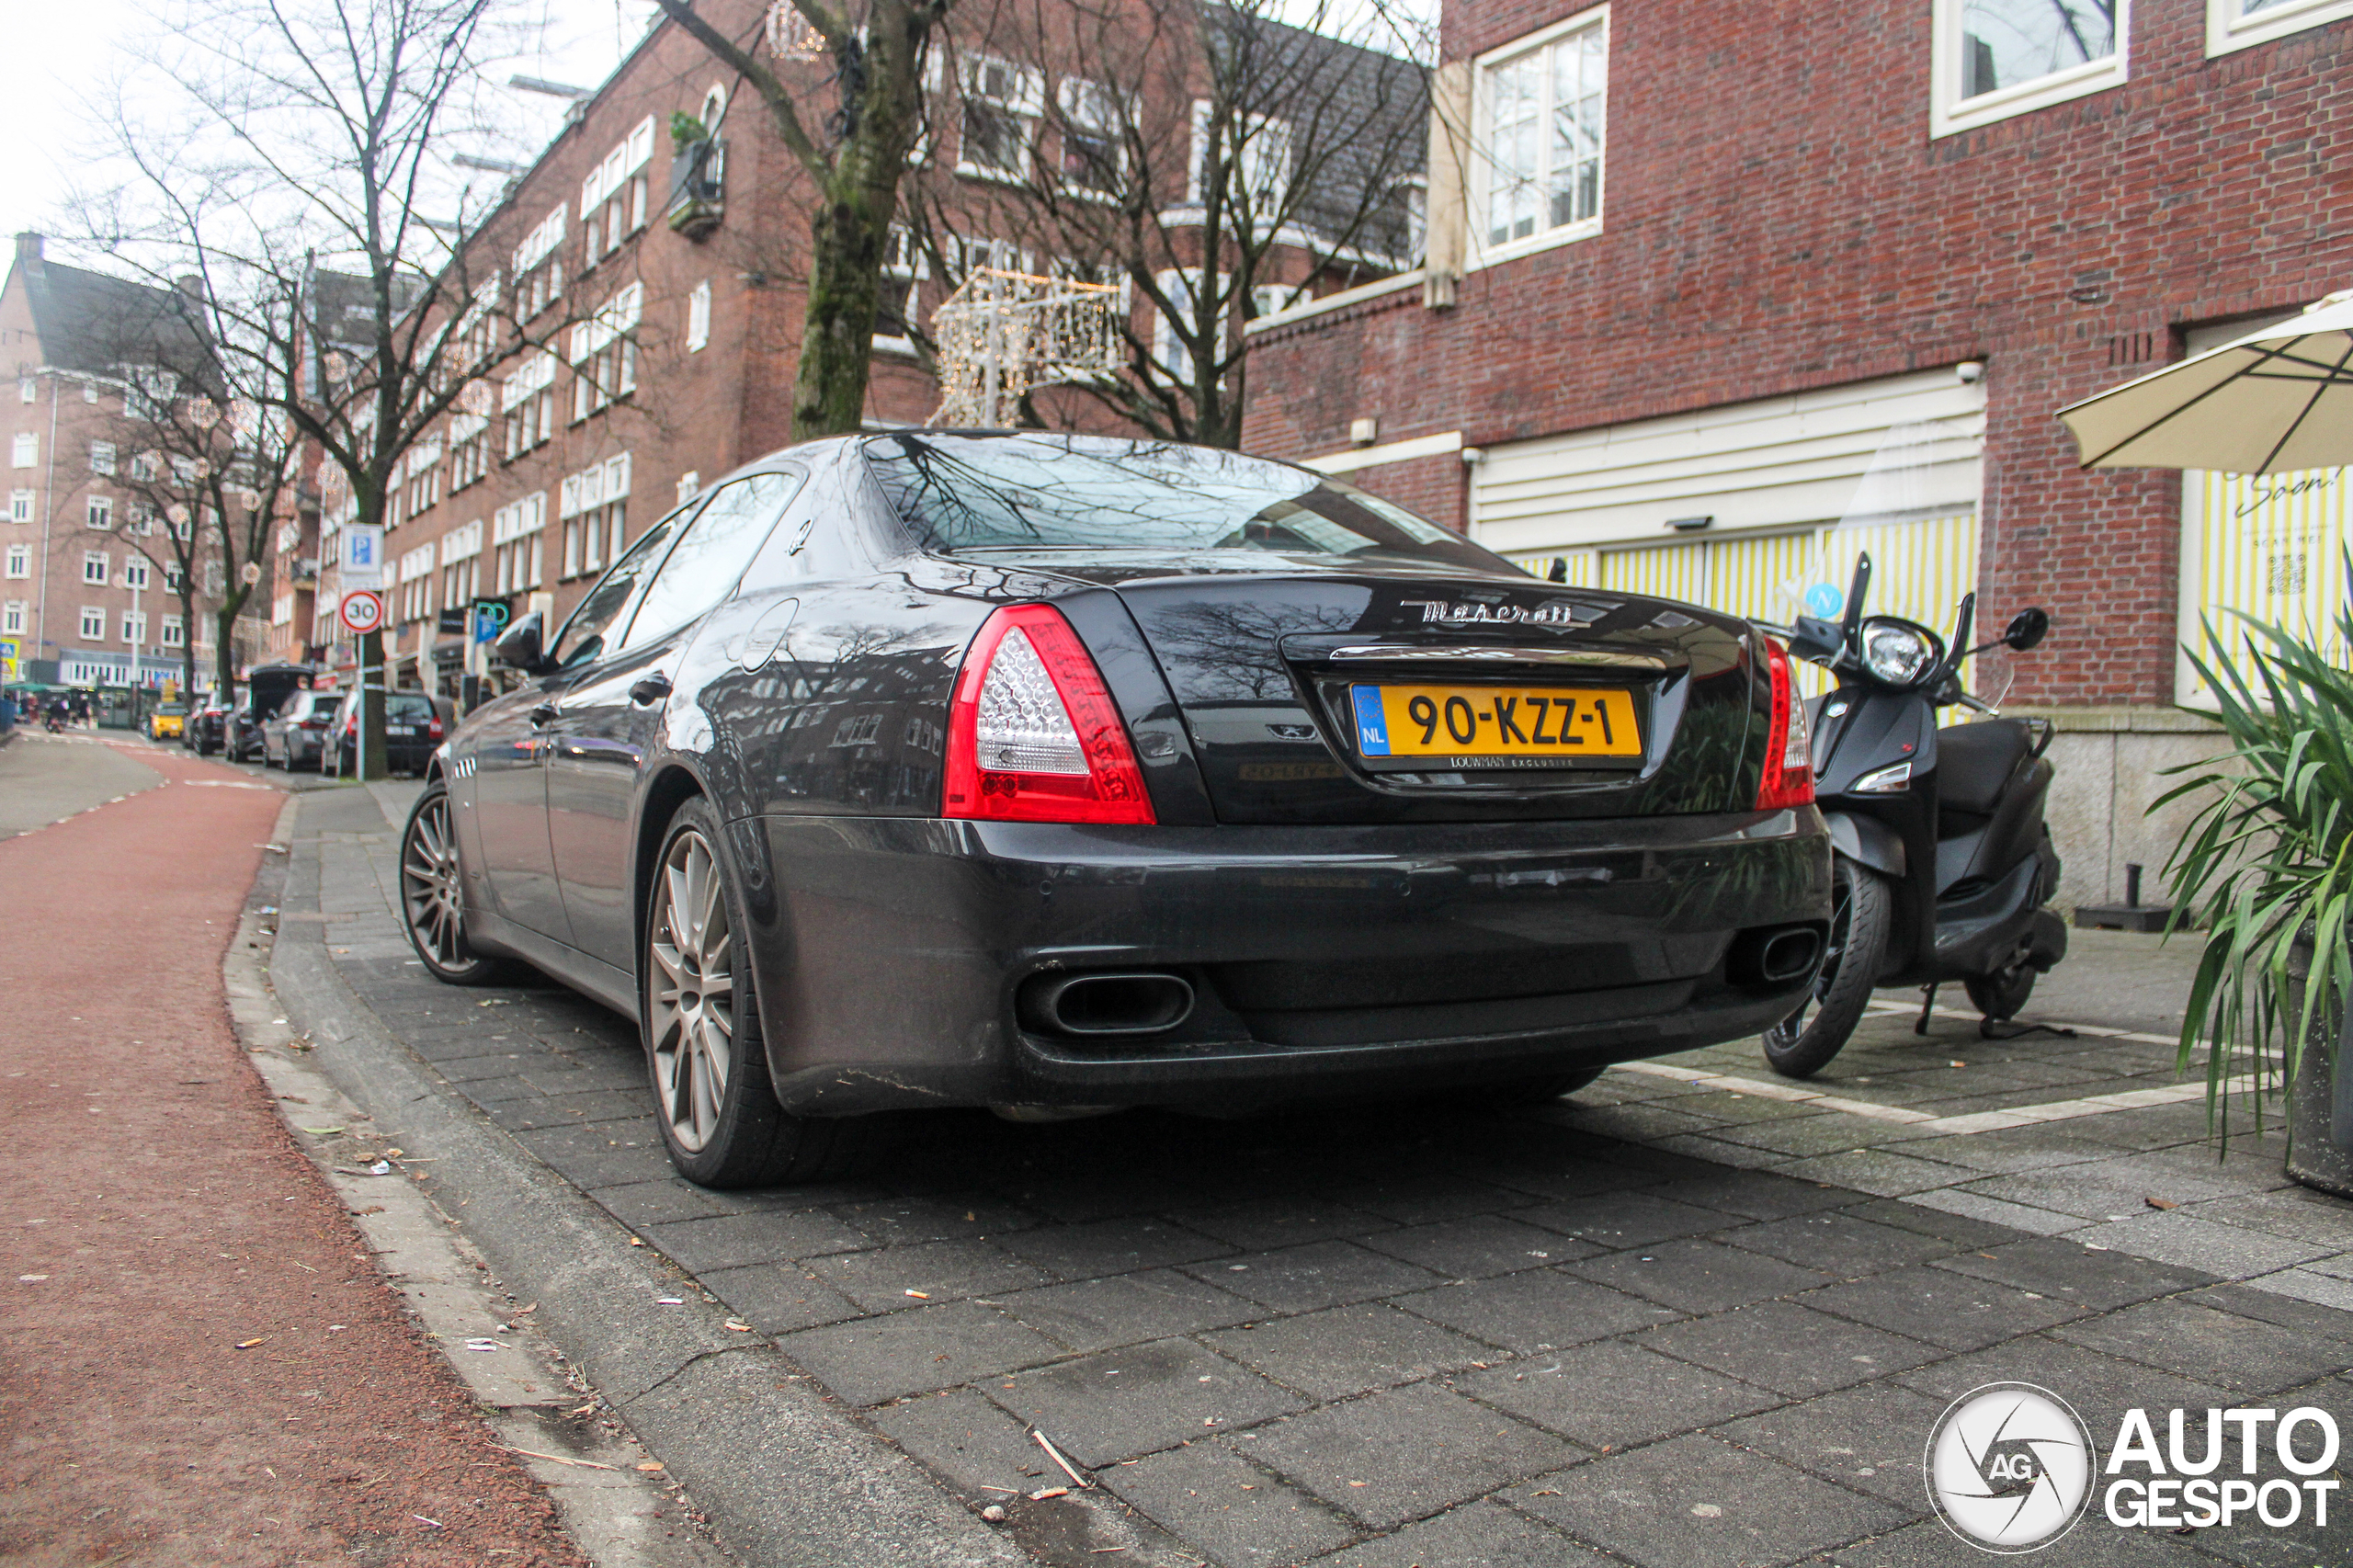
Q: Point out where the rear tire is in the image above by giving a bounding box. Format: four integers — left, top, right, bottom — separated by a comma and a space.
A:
1965, 964, 2037, 1022
642, 798, 876, 1187
1763, 857, 1891, 1079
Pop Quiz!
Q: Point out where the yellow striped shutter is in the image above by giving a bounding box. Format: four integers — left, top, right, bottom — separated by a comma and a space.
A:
1517, 515, 1983, 703
2184, 467, 2350, 705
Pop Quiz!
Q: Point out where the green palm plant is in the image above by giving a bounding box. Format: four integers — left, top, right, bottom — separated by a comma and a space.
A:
2156, 564, 2353, 1152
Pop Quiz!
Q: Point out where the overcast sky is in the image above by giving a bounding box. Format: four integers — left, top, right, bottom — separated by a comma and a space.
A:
2, 0, 661, 258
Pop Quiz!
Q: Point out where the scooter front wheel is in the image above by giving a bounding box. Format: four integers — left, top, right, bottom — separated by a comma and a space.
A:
1764, 857, 1891, 1079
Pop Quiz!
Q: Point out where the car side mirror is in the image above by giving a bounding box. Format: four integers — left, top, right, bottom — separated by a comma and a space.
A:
2003, 608, 2050, 652
494, 610, 549, 672
1787, 616, 1844, 660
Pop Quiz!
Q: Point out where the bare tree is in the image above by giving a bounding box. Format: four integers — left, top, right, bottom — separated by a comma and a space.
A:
74, 0, 596, 770
902, 0, 1428, 447
66, 286, 305, 702
652, 0, 961, 437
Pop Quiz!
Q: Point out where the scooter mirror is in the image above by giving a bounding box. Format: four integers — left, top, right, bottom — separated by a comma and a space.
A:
1787, 616, 1844, 659
2003, 607, 2051, 652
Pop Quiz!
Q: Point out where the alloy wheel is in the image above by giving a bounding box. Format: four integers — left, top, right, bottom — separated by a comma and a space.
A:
400, 792, 468, 970
647, 829, 735, 1153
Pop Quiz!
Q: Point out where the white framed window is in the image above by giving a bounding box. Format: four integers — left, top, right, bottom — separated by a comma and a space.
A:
8, 490, 30, 522
2209, 0, 2353, 53
4, 544, 27, 578
165, 564, 187, 593
79, 606, 105, 641
86, 494, 113, 530
1188, 103, 1295, 212
170, 455, 197, 483
957, 54, 1043, 182
1, 600, 22, 633
123, 559, 148, 590
83, 551, 108, 585
16, 378, 30, 403
89, 441, 116, 475
688, 279, 712, 352
676, 471, 699, 506
129, 452, 155, 482
122, 609, 146, 645
1056, 78, 1126, 199
1931, 0, 2129, 139
1154, 267, 1209, 380
161, 614, 183, 647
12, 433, 35, 468
876, 227, 930, 353
1470, 8, 1608, 268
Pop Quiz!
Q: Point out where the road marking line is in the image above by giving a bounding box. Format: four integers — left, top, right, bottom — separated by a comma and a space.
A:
1609, 1061, 1938, 1123
1608, 1060, 2258, 1137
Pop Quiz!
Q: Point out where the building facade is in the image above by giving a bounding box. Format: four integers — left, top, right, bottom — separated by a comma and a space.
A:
1242, 0, 2353, 909
0, 233, 225, 694
335, 0, 1420, 695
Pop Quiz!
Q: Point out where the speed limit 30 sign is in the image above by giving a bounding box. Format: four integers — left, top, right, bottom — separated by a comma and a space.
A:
338, 588, 386, 635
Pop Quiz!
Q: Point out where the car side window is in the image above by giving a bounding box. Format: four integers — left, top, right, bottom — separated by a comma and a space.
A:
546, 501, 705, 669
613, 471, 806, 654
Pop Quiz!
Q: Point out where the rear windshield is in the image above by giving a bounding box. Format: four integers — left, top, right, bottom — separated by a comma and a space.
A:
389, 695, 435, 722
864, 433, 1507, 573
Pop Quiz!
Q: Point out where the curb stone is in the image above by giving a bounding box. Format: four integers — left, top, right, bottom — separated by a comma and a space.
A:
233, 795, 732, 1565
262, 792, 1035, 1568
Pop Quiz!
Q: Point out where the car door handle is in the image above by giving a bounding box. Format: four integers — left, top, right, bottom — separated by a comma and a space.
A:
530, 703, 558, 726
630, 674, 673, 707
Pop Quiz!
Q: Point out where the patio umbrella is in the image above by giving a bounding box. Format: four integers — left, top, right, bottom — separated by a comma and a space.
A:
2056, 291, 2353, 474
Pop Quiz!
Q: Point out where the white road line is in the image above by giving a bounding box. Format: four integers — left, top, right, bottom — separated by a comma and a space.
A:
1610, 1061, 1938, 1123
1608, 1059, 2257, 1137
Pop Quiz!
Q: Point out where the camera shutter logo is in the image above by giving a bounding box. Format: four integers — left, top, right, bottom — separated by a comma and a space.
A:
1925, 1382, 2097, 1552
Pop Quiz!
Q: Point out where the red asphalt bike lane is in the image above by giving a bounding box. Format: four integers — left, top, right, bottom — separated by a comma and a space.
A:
0, 741, 583, 1566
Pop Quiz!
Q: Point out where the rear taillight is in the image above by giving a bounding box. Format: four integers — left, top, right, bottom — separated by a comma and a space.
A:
944, 604, 1154, 824
1756, 639, 1814, 811
427, 716, 444, 739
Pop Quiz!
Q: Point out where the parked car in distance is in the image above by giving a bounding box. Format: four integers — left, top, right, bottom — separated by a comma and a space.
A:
322, 690, 451, 778
146, 701, 188, 742
261, 690, 335, 769
188, 699, 227, 755
398, 431, 1833, 1188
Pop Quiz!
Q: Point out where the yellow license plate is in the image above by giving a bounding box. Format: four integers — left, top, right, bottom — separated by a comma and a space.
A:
1348, 683, 1641, 760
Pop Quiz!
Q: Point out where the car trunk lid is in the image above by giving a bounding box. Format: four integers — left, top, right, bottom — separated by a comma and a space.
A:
1033, 555, 1768, 824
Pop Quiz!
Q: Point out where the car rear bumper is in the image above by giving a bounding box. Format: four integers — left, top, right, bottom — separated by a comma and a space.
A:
750, 808, 1832, 1114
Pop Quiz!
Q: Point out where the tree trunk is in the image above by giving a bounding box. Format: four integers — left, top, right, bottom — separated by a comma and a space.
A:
213, 604, 240, 710
792, 175, 892, 438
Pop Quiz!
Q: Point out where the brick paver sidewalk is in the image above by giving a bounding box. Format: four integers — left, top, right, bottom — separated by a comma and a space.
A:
290, 779, 2353, 1568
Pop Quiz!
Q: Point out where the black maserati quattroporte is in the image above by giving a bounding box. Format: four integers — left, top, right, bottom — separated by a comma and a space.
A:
400, 432, 1832, 1185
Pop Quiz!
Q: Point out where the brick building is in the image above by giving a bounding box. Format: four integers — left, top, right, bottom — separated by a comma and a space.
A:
337, 0, 1419, 695
1241, 0, 2353, 908
0, 233, 224, 695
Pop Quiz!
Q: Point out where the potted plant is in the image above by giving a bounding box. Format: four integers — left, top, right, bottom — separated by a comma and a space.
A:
2159, 581, 2353, 1195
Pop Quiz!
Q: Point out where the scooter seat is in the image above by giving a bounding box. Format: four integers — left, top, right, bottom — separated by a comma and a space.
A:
1939, 718, 2031, 815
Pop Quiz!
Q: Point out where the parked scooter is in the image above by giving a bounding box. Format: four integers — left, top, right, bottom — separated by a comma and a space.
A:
1761, 553, 2066, 1077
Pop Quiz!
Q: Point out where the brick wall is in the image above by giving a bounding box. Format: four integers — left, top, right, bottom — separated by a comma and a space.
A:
1243, 1, 2353, 709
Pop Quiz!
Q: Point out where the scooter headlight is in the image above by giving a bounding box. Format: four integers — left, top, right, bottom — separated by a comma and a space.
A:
1859, 618, 1942, 687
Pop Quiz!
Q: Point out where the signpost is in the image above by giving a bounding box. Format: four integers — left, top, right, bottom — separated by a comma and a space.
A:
470, 597, 511, 644
337, 589, 385, 636
339, 526, 388, 780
